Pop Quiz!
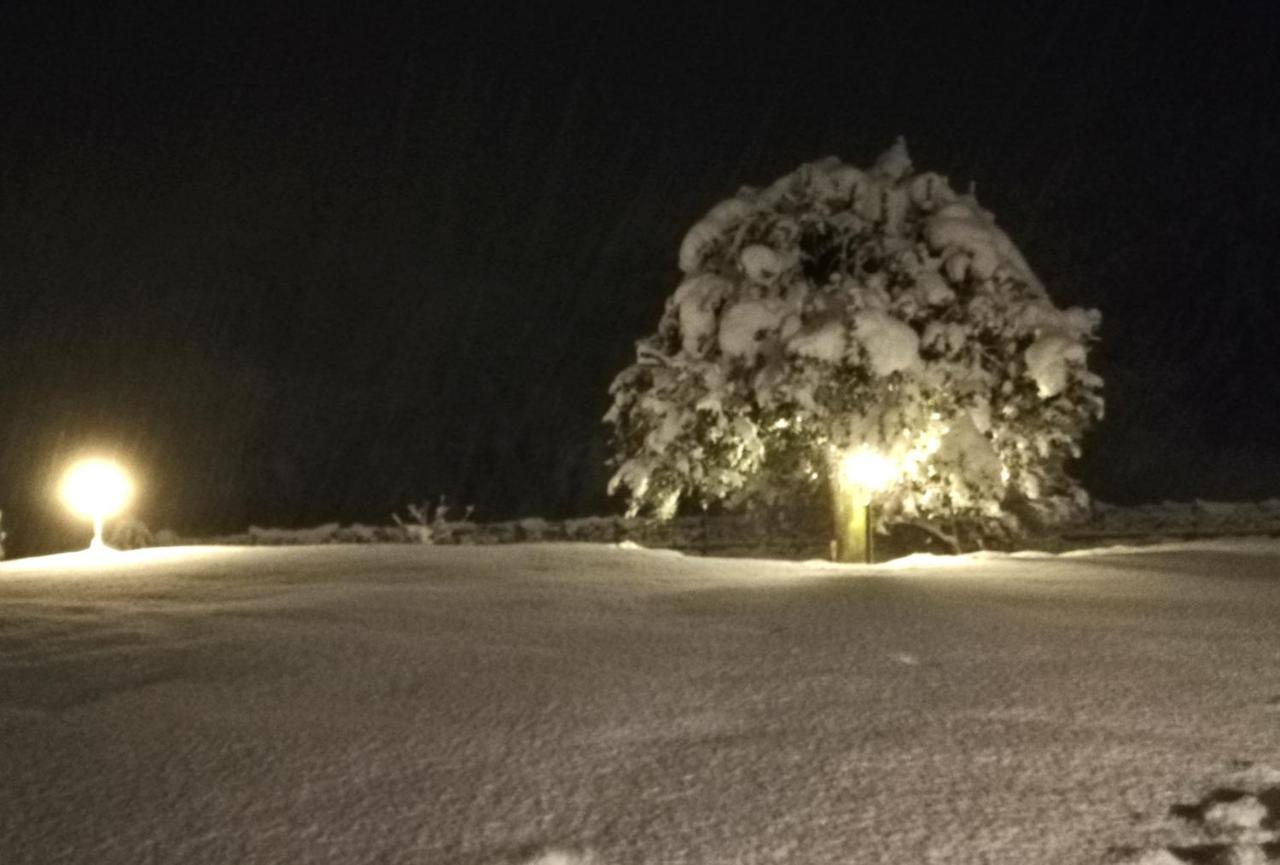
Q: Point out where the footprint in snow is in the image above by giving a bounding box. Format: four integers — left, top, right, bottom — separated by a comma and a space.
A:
1107, 763, 1280, 864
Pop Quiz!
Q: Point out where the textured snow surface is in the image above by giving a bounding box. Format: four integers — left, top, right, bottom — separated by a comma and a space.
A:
2, 542, 1279, 865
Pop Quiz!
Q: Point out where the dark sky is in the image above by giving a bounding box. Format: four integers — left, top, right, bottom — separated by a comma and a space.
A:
3, 1, 1279, 554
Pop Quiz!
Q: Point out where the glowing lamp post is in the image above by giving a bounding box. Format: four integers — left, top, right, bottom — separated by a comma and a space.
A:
60, 458, 133, 551
834, 447, 896, 564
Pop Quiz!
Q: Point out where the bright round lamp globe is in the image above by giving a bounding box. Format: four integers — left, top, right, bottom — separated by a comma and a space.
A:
839, 448, 897, 494
60, 458, 133, 521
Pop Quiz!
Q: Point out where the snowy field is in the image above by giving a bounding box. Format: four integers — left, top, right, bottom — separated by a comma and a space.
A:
1, 542, 1278, 865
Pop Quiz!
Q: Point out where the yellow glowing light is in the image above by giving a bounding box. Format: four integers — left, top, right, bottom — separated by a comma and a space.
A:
839, 447, 898, 495
60, 458, 133, 549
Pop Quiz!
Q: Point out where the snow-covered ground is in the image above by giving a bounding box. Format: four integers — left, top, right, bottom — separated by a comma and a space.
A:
1, 542, 1278, 865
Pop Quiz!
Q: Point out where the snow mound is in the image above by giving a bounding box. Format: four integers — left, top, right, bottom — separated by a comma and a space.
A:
1203, 796, 1269, 832
936, 415, 1002, 486
924, 202, 1005, 280
1025, 332, 1086, 398
672, 274, 731, 357
1112, 763, 1280, 865
516, 851, 599, 865
872, 135, 913, 180
739, 244, 788, 283
1120, 851, 1185, 865
786, 319, 846, 362
1224, 765, 1280, 792
852, 309, 920, 376
718, 299, 789, 361
678, 197, 754, 274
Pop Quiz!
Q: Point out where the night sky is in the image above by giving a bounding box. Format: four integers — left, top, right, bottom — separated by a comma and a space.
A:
3, 1, 1279, 555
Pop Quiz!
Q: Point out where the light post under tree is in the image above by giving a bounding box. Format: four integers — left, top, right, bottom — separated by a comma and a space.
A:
833, 447, 897, 564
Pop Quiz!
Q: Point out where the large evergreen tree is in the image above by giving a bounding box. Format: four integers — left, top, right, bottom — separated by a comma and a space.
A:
605, 141, 1103, 551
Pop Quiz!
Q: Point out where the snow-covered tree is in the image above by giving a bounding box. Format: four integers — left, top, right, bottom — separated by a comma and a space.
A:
604, 140, 1103, 551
